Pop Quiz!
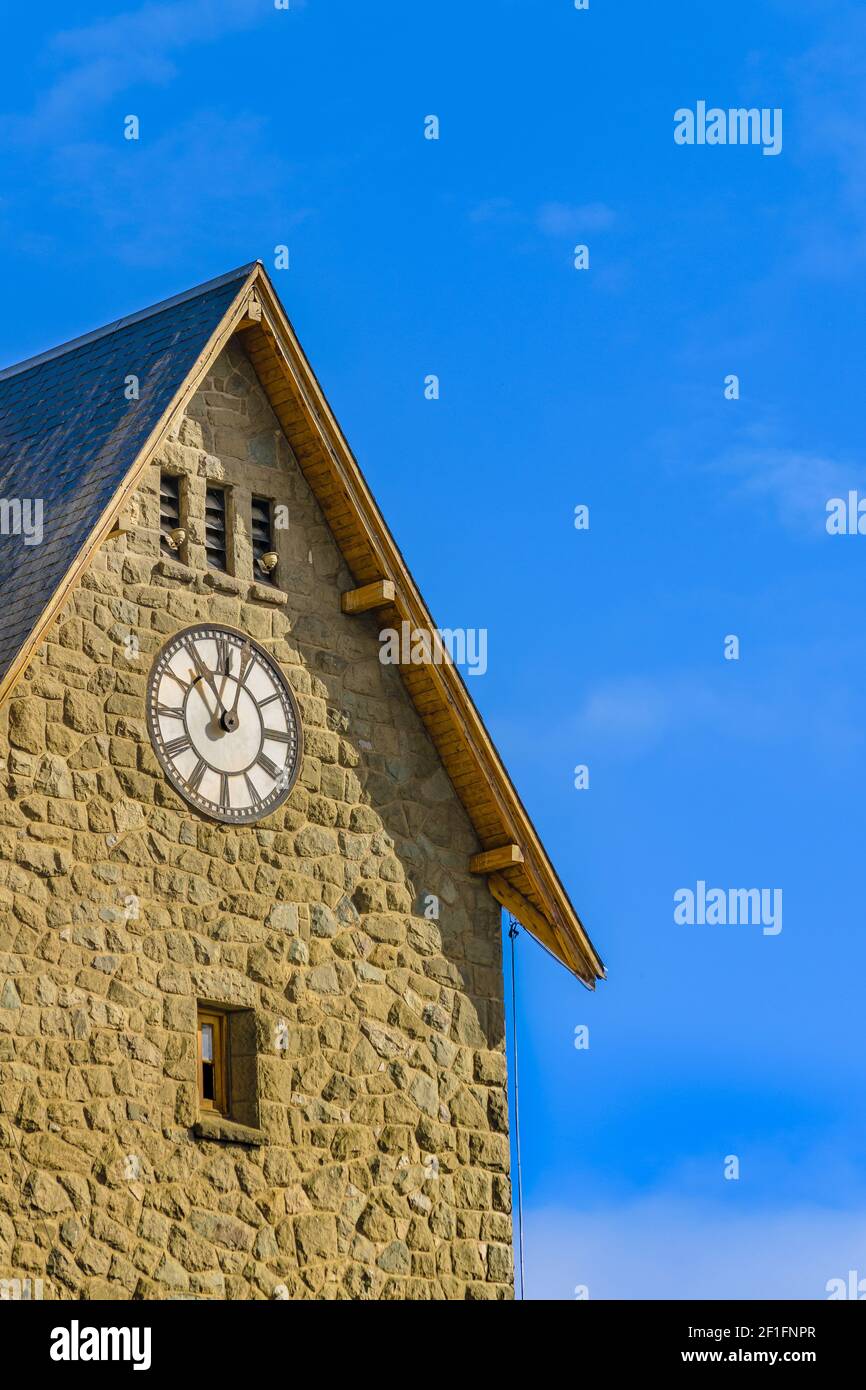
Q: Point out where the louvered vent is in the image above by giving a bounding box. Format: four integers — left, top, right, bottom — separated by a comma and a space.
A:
159, 473, 181, 556
205, 487, 228, 571
251, 496, 274, 580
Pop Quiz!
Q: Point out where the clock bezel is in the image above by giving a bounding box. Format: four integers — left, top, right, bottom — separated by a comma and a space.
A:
145, 622, 304, 826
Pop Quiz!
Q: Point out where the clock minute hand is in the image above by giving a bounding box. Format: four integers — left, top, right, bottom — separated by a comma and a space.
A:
221, 642, 252, 732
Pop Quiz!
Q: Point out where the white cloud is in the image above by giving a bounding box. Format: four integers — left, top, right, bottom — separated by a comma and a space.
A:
575, 675, 725, 753
2, 0, 273, 141
526, 1197, 866, 1299
468, 197, 517, 225
51, 111, 309, 267
536, 201, 615, 236
714, 442, 859, 534
574, 650, 866, 758
468, 198, 616, 238
783, 9, 866, 278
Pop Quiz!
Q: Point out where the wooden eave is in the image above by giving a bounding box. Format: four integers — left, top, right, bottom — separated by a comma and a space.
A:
241, 268, 604, 987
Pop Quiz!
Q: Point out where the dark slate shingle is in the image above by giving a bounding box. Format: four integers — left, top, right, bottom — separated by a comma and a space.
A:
0, 264, 255, 688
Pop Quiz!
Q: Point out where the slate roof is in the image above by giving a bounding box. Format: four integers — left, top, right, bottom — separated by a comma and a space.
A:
0, 264, 256, 689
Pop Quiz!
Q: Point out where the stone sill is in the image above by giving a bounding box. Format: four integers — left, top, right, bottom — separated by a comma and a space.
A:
154, 559, 287, 607
192, 1115, 267, 1147
155, 557, 194, 584
249, 580, 287, 605
203, 569, 244, 596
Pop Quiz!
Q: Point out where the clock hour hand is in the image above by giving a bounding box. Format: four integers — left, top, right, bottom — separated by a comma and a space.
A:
220, 641, 253, 733
187, 644, 226, 717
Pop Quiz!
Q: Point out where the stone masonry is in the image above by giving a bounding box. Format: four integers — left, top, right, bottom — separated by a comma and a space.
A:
0, 339, 514, 1300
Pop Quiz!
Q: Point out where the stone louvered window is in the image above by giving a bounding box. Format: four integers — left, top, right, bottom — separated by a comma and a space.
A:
159, 471, 182, 557
204, 486, 228, 571
251, 495, 274, 581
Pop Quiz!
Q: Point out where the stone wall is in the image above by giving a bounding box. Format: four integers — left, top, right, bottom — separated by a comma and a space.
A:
0, 339, 513, 1300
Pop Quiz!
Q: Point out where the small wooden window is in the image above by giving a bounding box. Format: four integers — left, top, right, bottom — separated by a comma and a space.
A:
197, 1008, 229, 1115
159, 472, 181, 557
251, 496, 274, 581
204, 487, 228, 572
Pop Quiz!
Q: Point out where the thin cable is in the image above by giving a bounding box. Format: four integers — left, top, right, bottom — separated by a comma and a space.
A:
509, 916, 526, 1299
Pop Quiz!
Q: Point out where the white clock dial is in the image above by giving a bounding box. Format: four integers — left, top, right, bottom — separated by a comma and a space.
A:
146, 624, 303, 824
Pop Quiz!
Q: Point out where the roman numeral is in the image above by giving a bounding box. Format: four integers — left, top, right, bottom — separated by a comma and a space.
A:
189, 759, 207, 792
259, 693, 280, 709
215, 636, 230, 675
157, 703, 184, 719
164, 735, 191, 757
166, 669, 191, 693
219, 772, 230, 807
256, 753, 281, 780
243, 773, 263, 808
262, 729, 291, 743
183, 640, 207, 684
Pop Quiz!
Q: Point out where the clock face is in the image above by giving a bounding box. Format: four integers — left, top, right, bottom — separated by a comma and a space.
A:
146, 624, 303, 824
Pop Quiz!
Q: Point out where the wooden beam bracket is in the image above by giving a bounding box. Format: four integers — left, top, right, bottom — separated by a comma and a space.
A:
105, 504, 135, 539
469, 844, 524, 875
237, 292, 263, 330
487, 872, 592, 983
341, 579, 396, 615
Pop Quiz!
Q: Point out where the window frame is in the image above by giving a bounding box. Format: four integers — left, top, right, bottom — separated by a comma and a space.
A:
204, 484, 230, 574
159, 470, 185, 560
197, 1007, 230, 1116
251, 494, 275, 582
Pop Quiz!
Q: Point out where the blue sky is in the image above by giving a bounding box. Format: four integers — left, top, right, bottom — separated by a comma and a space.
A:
2, 0, 866, 1299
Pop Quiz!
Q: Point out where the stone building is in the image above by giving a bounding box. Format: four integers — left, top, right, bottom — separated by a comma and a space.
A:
0, 263, 603, 1300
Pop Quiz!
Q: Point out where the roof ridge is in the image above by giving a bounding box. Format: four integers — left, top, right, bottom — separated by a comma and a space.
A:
0, 261, 261, 385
